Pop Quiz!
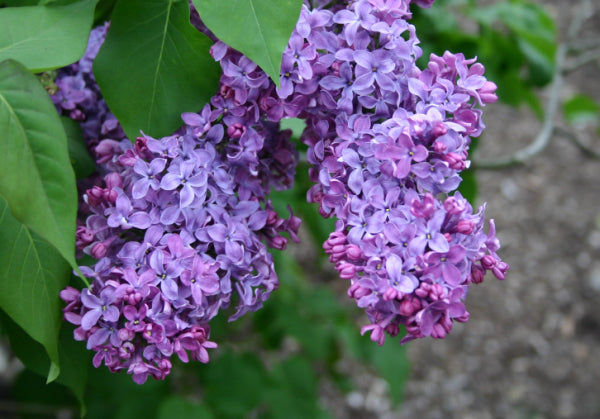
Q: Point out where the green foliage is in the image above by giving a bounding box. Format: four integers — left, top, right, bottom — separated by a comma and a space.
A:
192, 0, 303, 87
0, 59, 79, 274
563, 94, 600, 125
93, 0, 220, 141
61, 116, 96, 179
0, 198, 71, 382
1, 312, 91, 412
0, 0, 98, 72
413, 0, 557, 113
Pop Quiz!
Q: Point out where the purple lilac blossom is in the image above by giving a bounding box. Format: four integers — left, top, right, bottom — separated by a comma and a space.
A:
58, 0, 508, 384
269, 0, 508, 345
58, 17, 301, 384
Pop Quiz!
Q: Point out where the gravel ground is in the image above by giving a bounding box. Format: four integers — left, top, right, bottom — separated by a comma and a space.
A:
390, 1, 600, 418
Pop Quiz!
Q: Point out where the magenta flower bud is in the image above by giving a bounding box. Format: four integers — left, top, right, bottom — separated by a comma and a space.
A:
479, 81, 498, 103
69, 108, 86, 121
444, 196, 466, 215
336, 261, 356, 279
91, 241, 108, 259
443, 152, 466, 170
328, 244, 346, 263
85, 186, 104, 207
268, 235, 287, 250
348, 282, 370, 299
73, 326, 87, 341
433, 140, 447, 153
227, 122, 247, 139
456, 219, 474, 234
470, 265, 485, 284
76, 226, 95, 248
95, 139, 122, 164
398, 296, 419, 316
361, 324, 385, 346
492, 261, 509, 280
266, 210, 279, 226
383, 287, 398, 301
324, 231, 346, 249
118, 328, 135, 342
134, 136, 150, 158
385, 323, 400, 337
102, 188, 118, 204
431, 322, 448, 339
345, 244, 361, 261
104, 172, 123, 189
481, 254, 496, 270
119, 341, 135, 359
118, 149, 137, 167
432, 122, 448, 137
219, 84, 235, 100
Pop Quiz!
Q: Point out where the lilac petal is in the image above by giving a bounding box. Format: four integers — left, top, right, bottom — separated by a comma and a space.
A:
87, 327, 110, 349
225, 240, 244, 264
207, 224, 227, 242
180, 184, 194, 208
81, 309, 102, 330
160, 205, 181, 225
128, 212, 152, 229
103, 305, 120, 323
442, 262, 463, 286
132, 178, 150, 199
161, 173, 181, 190
429, 233, 450, 253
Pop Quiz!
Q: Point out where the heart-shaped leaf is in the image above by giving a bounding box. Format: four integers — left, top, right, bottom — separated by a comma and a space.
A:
0, 59, 79, 272
0, 197, 72, 381
192, 0, 303, 87
0, 0, 98, 72
93, 0, 220, 141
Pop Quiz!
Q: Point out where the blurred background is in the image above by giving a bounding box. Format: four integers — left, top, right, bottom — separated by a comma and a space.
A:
1, 0, 599, 418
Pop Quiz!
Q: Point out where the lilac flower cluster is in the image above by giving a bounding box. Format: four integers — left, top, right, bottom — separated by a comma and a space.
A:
263, 0, 508, 344
58, 18, 300, 384
51, 23, 126, 146
56, 0, 508, 383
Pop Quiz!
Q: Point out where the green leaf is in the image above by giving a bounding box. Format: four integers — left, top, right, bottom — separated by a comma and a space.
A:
94, 0, 220, 141
61, 116, 96, 179
192, 0, 303, 87
0, 59, 79, 272
1, 312, 91, 414
158, 396, 215, 419
472, 0, 556, 85
265, 357, 325, 419
202, 350, 267, 418
0, 197, 72, 380
0, 0, 98, 72
368, 339, 410, 405
564, 94, 600, 125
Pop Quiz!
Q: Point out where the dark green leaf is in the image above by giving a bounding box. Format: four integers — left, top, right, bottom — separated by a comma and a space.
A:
0, 0, 98, 72
265, 357, 326, 419
61, 116, 96, 179
0, 59, 79, 274
202, 350, 267, 418
85, 365, 168, 419
94, 0, 220, 141
368, 339, 410, 405
0, 197, 72, 381
192, 0, 303, 87
564, 94, 600, 125
2, 312, 91, 414
158, 396, 215, 419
